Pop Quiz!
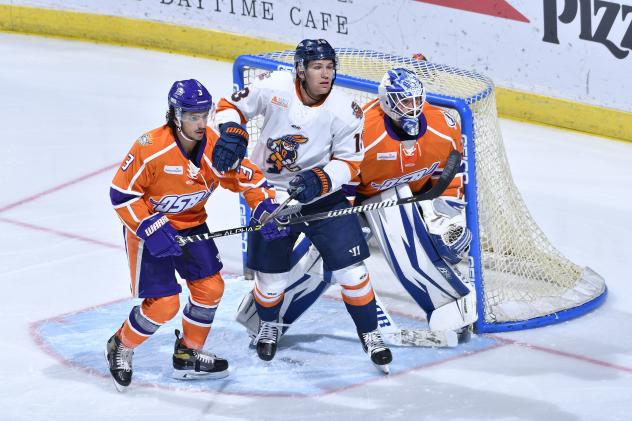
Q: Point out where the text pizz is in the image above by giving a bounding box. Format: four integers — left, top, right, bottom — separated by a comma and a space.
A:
543, 0, 632, 59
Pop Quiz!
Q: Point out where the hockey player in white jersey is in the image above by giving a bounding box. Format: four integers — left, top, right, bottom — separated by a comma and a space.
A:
212, 39, 392, 372
236, 67, 477, 347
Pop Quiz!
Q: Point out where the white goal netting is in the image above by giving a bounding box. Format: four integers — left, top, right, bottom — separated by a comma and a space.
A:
237, 49, 606, 332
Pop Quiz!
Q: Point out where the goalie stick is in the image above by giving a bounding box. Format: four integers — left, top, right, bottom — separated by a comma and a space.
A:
235, 288, 459, 348
275, 149, 462, 223
374, 292, 458, 348
176, 150, 462, 246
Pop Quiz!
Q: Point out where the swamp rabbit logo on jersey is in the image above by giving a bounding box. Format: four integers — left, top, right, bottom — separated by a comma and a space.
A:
150, 190, 212, 213
265, 134, 309, 173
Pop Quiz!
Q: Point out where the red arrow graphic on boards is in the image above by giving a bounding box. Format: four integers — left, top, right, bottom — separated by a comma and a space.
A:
414, 0, 530, 23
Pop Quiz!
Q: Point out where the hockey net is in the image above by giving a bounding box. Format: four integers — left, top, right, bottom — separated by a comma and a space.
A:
235, 49, 606, 333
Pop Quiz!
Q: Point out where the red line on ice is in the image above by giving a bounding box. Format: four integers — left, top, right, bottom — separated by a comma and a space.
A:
0, 162, 118, 213
494, 336, 632, 374
0, 216, 121, 249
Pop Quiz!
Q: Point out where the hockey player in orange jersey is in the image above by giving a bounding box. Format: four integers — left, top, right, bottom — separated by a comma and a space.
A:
104, 79, 282, 392
354, 84, 463, 200
237, 67, 476, 347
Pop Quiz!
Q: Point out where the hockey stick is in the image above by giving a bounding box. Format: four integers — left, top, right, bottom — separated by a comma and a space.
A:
259, 186, 303, 225
235, 287, 458, 348
274, 149, 462, 224
176, 150, 462, 246
175, 187, 301, 247
374, 292, 458, 348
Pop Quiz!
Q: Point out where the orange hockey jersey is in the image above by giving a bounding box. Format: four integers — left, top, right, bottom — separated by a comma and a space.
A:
110, 125, 274, 233
353, 99, 464, 199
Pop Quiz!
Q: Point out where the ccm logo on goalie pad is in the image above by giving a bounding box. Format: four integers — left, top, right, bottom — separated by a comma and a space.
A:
370, 161, 440, 191
375, 304, 392, 328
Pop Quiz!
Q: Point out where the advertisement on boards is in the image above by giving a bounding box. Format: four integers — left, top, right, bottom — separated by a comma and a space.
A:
4, 0, 631, 112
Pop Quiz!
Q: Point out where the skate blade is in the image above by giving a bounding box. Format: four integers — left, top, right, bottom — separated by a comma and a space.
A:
172, 369, 229, 380
112, 379, 130, 393
104, 349, 130, 393
374, 363, 390, 375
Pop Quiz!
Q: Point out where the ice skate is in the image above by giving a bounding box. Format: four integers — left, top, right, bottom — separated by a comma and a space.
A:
172, 329, 228, 380
358, 328, 392, 374
104, 333, 133, 392
255, 320, 281, 361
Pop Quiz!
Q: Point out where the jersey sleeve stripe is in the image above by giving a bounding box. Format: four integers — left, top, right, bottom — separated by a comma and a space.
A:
362, 98, 380, 112
333, 158, 361, 177
216, 99, 246, 125
110, 187, 142, 207
238, 178, 265, 188
110, 184, 143, 196
113, 197, 141, 209
365, 131, 388, 152
127, 143, 177, 190
427, 126, 457, 149
126, 205, 140, 223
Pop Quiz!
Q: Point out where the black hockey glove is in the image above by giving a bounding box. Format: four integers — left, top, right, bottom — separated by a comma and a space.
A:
212, 122, 249, 172
288, 167, 331, 203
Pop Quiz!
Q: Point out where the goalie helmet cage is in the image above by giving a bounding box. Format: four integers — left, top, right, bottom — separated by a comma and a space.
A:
233, 49, 607, 334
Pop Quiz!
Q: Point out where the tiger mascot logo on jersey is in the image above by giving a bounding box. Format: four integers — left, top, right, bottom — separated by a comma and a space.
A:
265, 134, 308, 173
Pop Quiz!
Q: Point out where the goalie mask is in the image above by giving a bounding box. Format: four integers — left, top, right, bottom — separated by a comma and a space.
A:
378, 68, 426, 136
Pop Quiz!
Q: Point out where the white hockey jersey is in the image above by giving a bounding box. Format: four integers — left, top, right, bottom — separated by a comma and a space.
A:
215, 70, 364, 196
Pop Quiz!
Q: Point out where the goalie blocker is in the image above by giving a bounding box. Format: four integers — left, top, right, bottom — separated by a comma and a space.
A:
236, 184, 477, 343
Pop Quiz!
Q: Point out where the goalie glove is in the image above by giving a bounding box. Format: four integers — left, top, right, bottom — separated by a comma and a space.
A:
419, 197, 471, 265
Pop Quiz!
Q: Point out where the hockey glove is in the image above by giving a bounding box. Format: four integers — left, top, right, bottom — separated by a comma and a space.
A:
251, 198, 290, 241
136, 214, 182, 258
212, 122, 249, 172
288, 167, 331, 203
419, 197, 471, 264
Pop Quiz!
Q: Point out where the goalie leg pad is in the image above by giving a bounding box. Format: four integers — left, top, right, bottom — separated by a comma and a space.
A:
236, 237, 332, 336
364, 184, 471, 316
428, 285, 478, 332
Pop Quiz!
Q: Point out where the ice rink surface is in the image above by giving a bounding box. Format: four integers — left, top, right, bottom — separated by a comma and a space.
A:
0, 33, 631, 421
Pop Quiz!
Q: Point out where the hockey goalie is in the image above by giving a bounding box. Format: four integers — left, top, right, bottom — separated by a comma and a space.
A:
237, 67, 477, 348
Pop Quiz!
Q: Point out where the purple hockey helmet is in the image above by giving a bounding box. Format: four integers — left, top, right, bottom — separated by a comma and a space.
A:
167, 79, 213, 113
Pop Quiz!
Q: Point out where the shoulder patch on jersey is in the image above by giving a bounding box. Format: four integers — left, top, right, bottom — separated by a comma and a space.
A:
257, 71, 272, 80
271, 95, 289, 108
351, 101, 363, 119
442, 111, 457, 128
136, 133, 152, 146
